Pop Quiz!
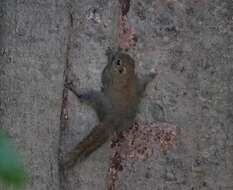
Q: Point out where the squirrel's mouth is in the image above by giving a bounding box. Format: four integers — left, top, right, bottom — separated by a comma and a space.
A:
118, 68, 124, 74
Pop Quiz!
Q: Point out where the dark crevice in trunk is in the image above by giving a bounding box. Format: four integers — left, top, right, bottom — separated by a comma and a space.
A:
58, 2, 74, 190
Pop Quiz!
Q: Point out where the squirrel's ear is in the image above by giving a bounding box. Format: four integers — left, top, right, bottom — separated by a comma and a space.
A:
105, 47, 113, 56
105, 47, 122, 57
117, 47, 123, 52
105, 47, 115, 64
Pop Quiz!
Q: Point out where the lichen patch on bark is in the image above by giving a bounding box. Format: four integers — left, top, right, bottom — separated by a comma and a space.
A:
107, 116, 178, 190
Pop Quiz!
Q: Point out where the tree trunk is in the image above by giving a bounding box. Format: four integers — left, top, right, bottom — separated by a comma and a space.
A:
0, 0, 232, 190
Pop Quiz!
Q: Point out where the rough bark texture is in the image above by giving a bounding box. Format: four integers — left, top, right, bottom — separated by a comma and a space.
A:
0, 1, 67, 189
0, 0, 233, 190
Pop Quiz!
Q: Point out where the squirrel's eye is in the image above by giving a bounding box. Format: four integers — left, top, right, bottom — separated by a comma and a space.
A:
116, 59, 121, 65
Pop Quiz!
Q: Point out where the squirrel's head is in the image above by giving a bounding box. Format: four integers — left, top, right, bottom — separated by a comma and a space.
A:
110, 52, 135, 76
102, 50, 136, 91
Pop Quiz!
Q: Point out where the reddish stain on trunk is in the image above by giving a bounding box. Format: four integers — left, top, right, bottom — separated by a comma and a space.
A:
119, 0, 131, 16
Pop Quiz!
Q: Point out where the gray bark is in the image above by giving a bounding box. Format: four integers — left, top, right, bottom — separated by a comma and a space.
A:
0, 0, 232, 190
0, 1, 67, 189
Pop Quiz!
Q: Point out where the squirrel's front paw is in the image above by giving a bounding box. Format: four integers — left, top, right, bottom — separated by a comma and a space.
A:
64, 81, 74, 90
64, 81, 83, 99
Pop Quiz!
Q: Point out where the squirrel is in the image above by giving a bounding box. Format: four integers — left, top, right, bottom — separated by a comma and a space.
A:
62, 49, 156, 169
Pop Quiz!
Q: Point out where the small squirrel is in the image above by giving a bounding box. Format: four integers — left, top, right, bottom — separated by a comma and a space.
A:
62, 49, 155, 169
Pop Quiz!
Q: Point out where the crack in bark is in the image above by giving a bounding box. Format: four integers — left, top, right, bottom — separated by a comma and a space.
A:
58, 2, 74, 190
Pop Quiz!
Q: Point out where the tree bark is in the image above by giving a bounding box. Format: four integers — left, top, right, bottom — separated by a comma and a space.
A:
0, 0, 233, 190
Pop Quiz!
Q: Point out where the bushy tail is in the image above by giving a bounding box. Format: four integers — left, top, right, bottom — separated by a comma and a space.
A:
62, 123, 110, 169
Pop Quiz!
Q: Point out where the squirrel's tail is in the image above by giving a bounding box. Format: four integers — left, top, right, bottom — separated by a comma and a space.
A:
61, 123, 110, 169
